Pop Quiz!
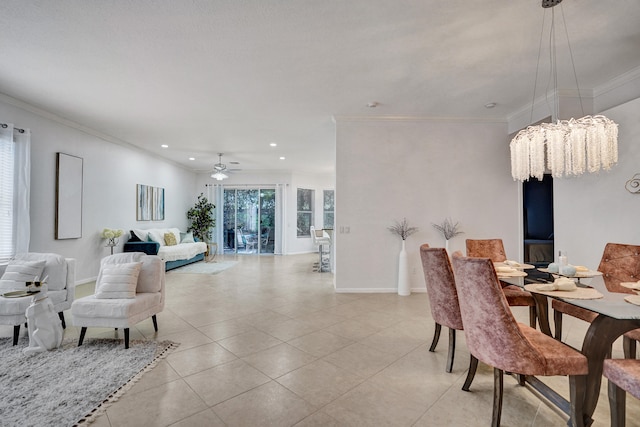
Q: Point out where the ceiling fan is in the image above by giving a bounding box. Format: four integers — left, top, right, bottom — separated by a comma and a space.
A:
211, 153, 228, 181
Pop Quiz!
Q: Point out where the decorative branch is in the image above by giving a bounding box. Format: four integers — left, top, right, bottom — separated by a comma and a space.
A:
432, 218, 464, 241
388, 218, 419, 241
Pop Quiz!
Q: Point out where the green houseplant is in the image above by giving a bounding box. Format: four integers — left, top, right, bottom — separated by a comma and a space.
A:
186, 193, 216, 242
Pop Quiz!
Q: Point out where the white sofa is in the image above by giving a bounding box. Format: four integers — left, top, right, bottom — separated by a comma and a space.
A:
123, 228, 207, 270
0, 253, 76, 345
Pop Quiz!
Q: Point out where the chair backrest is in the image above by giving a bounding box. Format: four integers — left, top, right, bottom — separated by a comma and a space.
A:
419, 244, 463, 330
466, 239, 507, 262
451, 256, 541, 373
99, 252, 164, 294
12, 252, 73, 291
598, 243, 640, 294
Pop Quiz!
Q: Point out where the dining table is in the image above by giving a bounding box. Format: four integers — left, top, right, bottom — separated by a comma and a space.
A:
498, 266, 640, 427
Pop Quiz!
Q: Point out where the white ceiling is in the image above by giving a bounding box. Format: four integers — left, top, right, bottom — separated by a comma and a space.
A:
1, 1, 639, 175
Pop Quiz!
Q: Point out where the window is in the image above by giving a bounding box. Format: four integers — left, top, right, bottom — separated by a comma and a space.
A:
297, 188, 314, 237
0, 134, 15, 260
323, 190, 334, 229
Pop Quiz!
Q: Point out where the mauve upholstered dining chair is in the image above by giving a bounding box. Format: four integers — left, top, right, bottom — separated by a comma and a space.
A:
420, 245, 477, 390
466, 238, 538, 329
451, 256, 588, 427
603, 358, 640, 427
552, 243, 640, 351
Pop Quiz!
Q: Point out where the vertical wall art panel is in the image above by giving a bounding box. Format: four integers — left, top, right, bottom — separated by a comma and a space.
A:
55, 153, 83, 239
152, 187, 165, 220
136, 184, 152, 221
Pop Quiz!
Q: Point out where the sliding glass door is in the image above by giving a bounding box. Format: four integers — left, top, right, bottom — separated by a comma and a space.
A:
222, 188, 275, 254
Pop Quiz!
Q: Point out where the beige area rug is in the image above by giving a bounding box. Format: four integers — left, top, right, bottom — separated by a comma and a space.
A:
0, 337, 178, 426
168, 260, 237, 274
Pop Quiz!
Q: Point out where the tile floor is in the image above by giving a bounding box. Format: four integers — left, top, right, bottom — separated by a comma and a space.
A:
3, 253, 640, 426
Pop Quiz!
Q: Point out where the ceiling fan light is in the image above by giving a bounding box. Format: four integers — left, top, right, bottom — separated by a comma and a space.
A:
211, 171, 228, 181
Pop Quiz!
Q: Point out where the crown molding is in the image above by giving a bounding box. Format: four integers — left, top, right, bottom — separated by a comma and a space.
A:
332, 115, 506, 124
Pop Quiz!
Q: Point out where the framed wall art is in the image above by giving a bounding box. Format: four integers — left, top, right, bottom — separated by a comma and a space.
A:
152, 186, 165, 220
136, 184, 152, 221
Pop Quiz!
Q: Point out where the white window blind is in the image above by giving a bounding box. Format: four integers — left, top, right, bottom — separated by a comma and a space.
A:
0, 131, 15, 260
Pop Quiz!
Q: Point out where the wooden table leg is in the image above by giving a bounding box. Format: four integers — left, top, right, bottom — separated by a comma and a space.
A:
580, 316, 640, 426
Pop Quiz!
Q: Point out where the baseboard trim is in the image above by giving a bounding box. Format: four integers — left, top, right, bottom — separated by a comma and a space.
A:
335, 287, 426, 294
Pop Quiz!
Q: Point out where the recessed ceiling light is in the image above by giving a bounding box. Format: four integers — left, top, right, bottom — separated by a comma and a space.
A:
280, 157, 286, 160
188, 157, 195, 161
161, 144, 169, 148
270, 143, 277, 147
484, 102, 497, 109
366, 102, 379, 108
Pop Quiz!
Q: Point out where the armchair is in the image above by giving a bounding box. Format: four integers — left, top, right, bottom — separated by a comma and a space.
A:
0, 253, 75, 345
466, 238, 538, 329
71, 252, 165, 349
451, 256, 588, 427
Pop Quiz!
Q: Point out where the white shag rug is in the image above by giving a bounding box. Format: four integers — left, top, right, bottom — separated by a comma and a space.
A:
169, 260, 237, 274
0, 337, 178, 426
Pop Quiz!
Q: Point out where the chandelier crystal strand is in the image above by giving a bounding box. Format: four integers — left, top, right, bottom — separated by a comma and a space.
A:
571, 123, 587, 175
530, 131, 546, 180
546, 126, 564, 178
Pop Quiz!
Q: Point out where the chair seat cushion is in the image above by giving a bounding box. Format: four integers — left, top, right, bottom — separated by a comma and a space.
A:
71, 292, 161, 320
502, 285, 536, 307
552, 299, 598, 323
604, 359, 640, 399
519, 323, 588, 376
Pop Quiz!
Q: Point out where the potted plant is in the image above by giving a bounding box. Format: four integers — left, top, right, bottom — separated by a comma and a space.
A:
186, 193, 216, 242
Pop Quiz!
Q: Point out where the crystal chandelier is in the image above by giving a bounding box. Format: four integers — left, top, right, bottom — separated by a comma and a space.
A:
510, 0, 619, 182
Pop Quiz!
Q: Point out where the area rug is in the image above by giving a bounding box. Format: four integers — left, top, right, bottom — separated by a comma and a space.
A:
0, 337, 178, 426
169, 260, 237, 275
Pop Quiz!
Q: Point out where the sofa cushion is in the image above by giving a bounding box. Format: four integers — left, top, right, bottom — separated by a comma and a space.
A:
158, 242, 207, 262
14, 253, 68, 291
0, 260, 46, 292
95, 262, 142, 299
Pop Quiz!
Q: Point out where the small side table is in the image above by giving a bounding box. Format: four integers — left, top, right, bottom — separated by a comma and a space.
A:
206, 242, 218, 263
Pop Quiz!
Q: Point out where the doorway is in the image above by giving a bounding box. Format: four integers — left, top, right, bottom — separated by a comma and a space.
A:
222, 188, 275, 254
523, 174, 554, 266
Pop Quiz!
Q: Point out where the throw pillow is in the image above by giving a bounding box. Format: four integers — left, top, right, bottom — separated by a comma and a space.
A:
0, 260, 47, 292
147, 229, 165, 247
180, 231, 195, 244
94, 262, 142, 299
131, 229, 149, 242
128, 230, 142, 242
164, 232, 177, 246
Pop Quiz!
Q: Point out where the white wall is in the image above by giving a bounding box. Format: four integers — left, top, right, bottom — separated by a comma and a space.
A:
553, 96, 640, 269
0, 97, 198, 283
334, 117, 517, 292
195, 170, 334, 255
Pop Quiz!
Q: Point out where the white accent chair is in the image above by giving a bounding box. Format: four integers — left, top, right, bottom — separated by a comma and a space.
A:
0, 253, 76, 346
310, 226, 331, 272
71, 252, 165, 349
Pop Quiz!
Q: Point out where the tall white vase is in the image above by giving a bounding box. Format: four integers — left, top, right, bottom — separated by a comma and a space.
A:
445, 239, 450, 253
397, 240, 410, 296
